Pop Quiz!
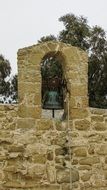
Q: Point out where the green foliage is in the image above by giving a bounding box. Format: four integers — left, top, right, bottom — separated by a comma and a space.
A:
0, 54, 18, 103
88, 26, 107, 107
0, 55, 11, 97
58, 14, 90, 50
41, 56, 62, 79
9, 74, 18, 102
38, 35, 57, 43
40, 13, 107, 108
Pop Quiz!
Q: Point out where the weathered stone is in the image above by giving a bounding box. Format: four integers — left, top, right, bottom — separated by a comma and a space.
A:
17, 118, 35, 128
9, 152, 21, 158
71, 84, 87, 96
25, 93, 41, 105
18, 105, 41, 118
88, 145, 95, 155
81, 172, 91, 181
55, 147, 69, 156
75, 119, 90, 130
78, 165, 91, 170
91, 115, 104, 122
73, 147, 87, 157
4, 166, 16, 172
56, 121, 67, 131
32, 154, 46, 164
56, 168, 79, 183
94, 122, 106, 131
51, 132, 67, 146
97, 145, 107, 155
72, 159, 78, 165
36, 119, 53, 130
90, 108, 106, 115
79, 156, 100, 165
70, 108, 89, 119
46, 162, 55, 183
28, 164, 45, 177
25, 143, 47, 156
8, 144, 24, 152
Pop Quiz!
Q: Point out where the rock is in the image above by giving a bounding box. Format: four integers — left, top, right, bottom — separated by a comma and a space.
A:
73, 147, 87, 157
79, 156, 100, 166
75, 119, 90, 130
56, 168, 79, 183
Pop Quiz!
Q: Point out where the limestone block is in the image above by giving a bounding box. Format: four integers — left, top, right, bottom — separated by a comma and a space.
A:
56, 169, 70, 183
90, 108, 106, 115
28, 52, 43, 66
91, 115, 104, 122
47, 41, 59, 51
81, 97, 89, 107
79, 156, 100, 166
56, 168, 79, 183
78, 165, 91, 170
18, 105, 41, 118
75, 119, 90, 130
36, 119, 53, 130
81, 172, 91, 182
32, 154, 46, 164
73, 147, 87, 157
8, 145, 24, 152
55, 147, 69, 156
46, 162, 55, 183
71, 84, 88, 97
88, 145, 95, 155
17, 118, 35, 128
28, 164, 45, 177
97, 145, 107, 155
55, 121, 67, 131
70, 108, 89, 119
25, 143, 47, 156
19, 70, 41, 83
25, 93, 41, 106
18, 82, 41, 94
51, 132, 67, 146
94, 122, 107, 131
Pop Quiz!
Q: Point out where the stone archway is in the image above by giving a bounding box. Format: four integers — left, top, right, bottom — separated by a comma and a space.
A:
17, 41, 88, 120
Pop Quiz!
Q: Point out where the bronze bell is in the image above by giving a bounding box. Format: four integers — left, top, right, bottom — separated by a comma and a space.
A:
43, 90, 63, 110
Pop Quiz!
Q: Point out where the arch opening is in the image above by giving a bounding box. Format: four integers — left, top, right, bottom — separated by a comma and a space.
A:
41, 52, 66, 119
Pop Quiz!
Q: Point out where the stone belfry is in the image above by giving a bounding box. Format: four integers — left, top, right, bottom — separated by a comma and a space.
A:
18, 41, 88, 120
0, 41, 106, 190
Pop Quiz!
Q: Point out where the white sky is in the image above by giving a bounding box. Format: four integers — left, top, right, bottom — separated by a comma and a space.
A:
0, 0, 107, 74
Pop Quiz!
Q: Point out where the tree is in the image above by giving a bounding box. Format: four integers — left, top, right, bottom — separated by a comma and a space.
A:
88, 26, 107, 107
0, 55, 11, 98
39, 13, 107, 108
38, 35, 57, 43
9, 74, 18, 103
58, 14, 90, 51
58, 14, 107, 108
0, 54, 18, 104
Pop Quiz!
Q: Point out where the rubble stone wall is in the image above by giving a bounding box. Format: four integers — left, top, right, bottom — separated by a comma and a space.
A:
0, 41, 107, 190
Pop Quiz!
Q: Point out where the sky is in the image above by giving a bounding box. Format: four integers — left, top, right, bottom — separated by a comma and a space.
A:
0, 0, 107, 74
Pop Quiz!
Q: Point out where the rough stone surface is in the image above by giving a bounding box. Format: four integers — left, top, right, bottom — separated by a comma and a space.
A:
0, 41, 107, 190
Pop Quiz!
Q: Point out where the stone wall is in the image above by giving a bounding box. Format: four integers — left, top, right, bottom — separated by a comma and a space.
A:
0, 41, 107, 190
71, 107, 107, 190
